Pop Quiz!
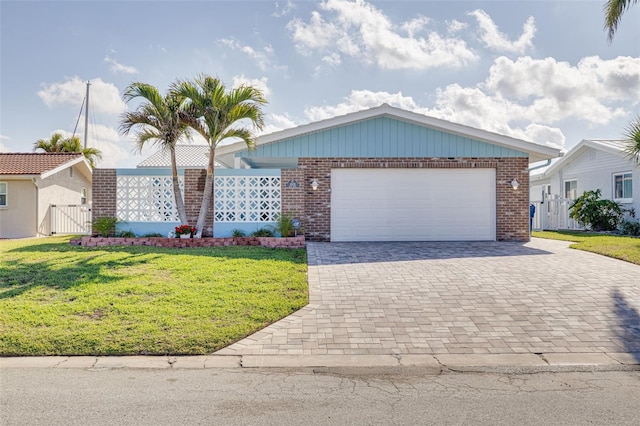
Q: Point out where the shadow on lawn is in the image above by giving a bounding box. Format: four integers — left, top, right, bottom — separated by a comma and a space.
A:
0, 242, 160, 299
1, 239, 306, 299
612, 288, 640, 362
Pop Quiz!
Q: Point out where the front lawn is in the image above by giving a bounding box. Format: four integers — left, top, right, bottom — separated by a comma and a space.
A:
0, 236, 308, 356
533, 231, 640, 266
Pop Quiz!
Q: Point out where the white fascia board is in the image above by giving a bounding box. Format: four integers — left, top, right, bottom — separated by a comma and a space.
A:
217, 103, 561, 160
534, 139, 627, 180
40, 156, 92, 180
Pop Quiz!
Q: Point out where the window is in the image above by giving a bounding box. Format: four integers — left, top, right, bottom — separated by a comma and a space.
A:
81, 188, 87, 205
0, 182, 6, 207
564, 180, 577, 200
614, 172, 633, 202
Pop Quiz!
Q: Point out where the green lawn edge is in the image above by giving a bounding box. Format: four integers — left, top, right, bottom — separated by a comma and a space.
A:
532, 231, 640, 266
0, 236, 309, 356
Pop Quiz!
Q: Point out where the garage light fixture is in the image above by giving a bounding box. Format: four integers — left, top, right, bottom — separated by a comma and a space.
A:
511, 178, 519, 190
311, 179, 319, 191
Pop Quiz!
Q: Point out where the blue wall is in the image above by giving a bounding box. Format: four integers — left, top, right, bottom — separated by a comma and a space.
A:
237, 117, 527, 160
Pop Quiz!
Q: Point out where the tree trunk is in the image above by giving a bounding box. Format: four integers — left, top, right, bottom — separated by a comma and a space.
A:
194, 147, 216, 238
170, 150, 188, 225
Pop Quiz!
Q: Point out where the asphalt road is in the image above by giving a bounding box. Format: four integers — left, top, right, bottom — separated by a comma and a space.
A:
2, 368, 640, 425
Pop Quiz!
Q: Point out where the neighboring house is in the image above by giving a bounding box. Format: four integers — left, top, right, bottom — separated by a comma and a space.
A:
0, 153, 92, 238
530, 139, 639, 229
97, 104, 559, 242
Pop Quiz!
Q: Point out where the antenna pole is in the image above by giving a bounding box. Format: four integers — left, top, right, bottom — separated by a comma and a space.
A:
83, 81, 91, 149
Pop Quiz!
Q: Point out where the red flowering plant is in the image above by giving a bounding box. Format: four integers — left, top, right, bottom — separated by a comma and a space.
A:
175, 224, 196, 237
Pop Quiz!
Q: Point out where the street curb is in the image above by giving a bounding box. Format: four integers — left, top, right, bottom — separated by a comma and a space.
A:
2, 352, 639, 373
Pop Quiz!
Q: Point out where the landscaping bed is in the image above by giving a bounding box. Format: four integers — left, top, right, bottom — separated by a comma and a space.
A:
71, 235, 306, 249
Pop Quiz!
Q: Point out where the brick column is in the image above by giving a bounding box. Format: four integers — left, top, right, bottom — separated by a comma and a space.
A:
184, 169, 214, 237
92, 169, 116, 222
298, 158, 332, 241
495, 157, 530, 241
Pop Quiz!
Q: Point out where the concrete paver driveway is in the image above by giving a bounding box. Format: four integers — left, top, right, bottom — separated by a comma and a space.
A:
217, 238, 640, 356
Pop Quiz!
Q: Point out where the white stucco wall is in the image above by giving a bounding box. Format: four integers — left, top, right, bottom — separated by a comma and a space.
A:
37, 165, 92, 235
0, 179, 37, 238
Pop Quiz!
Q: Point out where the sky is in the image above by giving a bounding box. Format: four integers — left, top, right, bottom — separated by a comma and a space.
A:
1, 0, 639, 168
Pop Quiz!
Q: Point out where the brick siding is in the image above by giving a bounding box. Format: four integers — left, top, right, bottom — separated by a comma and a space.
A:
91, 169, 116, 222
287, 157, 530, 242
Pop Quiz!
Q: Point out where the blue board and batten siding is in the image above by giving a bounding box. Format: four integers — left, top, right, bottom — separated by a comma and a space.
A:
238, 117, 527, 159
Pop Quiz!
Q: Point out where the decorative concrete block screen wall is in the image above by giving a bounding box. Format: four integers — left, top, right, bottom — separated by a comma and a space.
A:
92, 168, 282, 237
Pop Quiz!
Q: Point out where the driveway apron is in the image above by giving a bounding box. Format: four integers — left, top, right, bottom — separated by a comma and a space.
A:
216, 238, 640, 356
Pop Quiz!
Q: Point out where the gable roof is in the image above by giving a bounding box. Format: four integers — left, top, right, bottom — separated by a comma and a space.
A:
217, 103, 561, 164
531, 139, 632, 181
0, 152, 90, 178
137, 145, 224, 168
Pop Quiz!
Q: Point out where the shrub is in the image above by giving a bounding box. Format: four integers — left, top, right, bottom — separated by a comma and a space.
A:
620, 220, 640, 236
92, 217, 121, 237
231, 229, 247, 237
272, 213, 295, 237
117, 230, 136, 238
141, 232, 164, 237
251, 227, 275, 237
569, 189, 623, 231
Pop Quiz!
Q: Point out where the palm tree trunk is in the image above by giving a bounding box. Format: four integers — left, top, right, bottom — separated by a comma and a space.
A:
170, 148, 188, 224
194, 147, 216, 238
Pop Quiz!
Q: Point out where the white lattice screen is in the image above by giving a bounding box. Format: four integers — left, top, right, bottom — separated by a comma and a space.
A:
214, 176, 281, 222
116, 174, 281, 223
117, 176, 184, 222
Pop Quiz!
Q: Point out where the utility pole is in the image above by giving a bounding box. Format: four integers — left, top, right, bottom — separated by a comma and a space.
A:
83, 81, 90, 149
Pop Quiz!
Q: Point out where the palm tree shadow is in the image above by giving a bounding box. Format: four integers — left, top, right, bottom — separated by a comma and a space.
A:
611, 288, 640, 362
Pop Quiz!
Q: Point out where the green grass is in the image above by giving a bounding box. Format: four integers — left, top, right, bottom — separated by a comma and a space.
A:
0, 236, 308, 356
533, 231, 640, 266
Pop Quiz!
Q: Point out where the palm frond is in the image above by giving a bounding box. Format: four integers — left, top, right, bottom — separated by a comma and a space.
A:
604, 0, 638, 42
623, 116, 640, 165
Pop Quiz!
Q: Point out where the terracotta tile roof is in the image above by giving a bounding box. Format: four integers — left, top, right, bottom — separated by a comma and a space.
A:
0, 152, 84, 175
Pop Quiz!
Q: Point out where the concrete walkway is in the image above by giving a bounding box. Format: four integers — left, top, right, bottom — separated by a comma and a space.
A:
3, 238, 640, 371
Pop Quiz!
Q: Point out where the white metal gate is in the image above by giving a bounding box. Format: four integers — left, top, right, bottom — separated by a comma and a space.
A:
531, 199, 583, 231
51, 204, 92, 235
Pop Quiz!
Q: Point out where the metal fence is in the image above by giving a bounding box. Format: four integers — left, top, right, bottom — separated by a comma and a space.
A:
531, 198, 583, 231
51, 204, 92, 235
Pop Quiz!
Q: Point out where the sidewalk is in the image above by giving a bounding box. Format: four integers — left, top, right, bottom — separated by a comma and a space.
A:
3, 352, 640, 374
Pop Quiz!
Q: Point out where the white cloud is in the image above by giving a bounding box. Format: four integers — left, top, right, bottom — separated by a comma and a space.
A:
38, 77, 126, 115
219, 38, 279, 72
0, 134, 8, 140
261, 113, 297, 135
447, 19, 467, 34
103, 56, 139, 74
469, 9, 536, 55
400, 15, 430, 37
304, 90, 418, 122
231, 75, 272, 97
288, 0, 478, 70
0, 140, 8, 152
482, 56, 639, 124
272, 0, 295, 18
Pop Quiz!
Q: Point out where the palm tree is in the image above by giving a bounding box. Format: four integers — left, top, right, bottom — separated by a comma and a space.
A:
623, 116, 640, 165
604, 0, 638, 42
34, 133, 102, 168
172, 74, 267, 238
119, 82, 190, 225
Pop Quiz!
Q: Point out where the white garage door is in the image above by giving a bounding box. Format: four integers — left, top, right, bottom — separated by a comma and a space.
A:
331, 168, 496, 242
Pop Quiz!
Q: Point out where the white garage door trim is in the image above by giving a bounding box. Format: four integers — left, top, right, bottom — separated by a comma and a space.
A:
331, 168, 496, 242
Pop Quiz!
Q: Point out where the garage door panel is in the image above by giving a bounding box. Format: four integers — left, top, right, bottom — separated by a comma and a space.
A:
331, 168, 495, 242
